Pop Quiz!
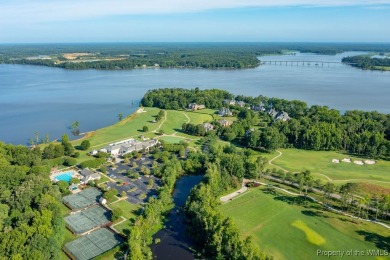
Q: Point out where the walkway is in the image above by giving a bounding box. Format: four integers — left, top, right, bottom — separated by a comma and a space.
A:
220, 183, 248, 202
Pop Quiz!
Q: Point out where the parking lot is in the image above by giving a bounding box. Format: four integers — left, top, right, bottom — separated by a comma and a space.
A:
105, 156, 161, 205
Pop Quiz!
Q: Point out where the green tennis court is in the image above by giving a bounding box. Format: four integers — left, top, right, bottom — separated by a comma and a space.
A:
64, 228, 122, 260
65, 205, 112, 234
63, 188, 102, 210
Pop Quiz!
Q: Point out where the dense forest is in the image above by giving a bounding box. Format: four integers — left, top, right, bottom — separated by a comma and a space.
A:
0, 142, 64, 259
141, 88, 390, 159
342, 55, 390, 70
2, 43, 390, 70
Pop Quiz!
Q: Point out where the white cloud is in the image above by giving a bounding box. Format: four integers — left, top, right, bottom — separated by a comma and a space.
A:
1, 0, 390, 24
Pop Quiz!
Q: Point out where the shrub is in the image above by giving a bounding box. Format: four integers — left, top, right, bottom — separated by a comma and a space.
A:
64, 157, 77, 166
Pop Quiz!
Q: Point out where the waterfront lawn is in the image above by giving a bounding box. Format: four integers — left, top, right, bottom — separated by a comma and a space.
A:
71, 107, 159, 149
266, 148, 390, 187
220, 187, 390, 260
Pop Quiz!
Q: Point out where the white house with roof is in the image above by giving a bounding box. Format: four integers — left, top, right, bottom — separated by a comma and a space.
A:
202, 123, 214, 132
218, 107, 233, 117
268, 109, 291, 122
80, 168, 101, 184
188, 103, 206, 110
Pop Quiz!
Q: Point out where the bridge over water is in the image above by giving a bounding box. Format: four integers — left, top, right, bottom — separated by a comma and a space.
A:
261, 60, 356, 67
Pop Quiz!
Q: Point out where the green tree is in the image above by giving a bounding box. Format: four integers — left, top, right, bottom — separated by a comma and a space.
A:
103, 189, 118, 201
70, 178, 80, 184
142, 126, 149, 132
80, 140, 91, 150
118, 112, 123, 121
112, 208, 124, 221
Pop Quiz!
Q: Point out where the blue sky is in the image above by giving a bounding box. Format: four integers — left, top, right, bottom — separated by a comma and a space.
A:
1, 0, 390, 43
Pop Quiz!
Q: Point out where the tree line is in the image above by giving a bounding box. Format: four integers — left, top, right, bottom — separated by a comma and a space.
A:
342, 55, 390, 70
141, 88, 390, 159
0, 142, 64, 259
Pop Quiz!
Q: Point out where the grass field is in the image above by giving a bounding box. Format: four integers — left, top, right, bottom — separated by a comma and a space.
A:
264, 149, 390, 188
109, 200, 139, 221
158, 136, 185, 143
220, 187, 390, 260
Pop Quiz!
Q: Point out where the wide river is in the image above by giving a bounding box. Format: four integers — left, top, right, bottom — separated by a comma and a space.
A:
1, 51, 390, 145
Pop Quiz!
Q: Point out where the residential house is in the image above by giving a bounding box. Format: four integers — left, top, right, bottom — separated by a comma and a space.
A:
275, 111, 290, 121
223, 99, 236, 106
218, 107, 233, 117
80, 168, 101, 184
236, 101, 246, 107
202, 123, 214, 132
188, 103, 206, 110
267, 108, 290, 122
218, 119, 233, 127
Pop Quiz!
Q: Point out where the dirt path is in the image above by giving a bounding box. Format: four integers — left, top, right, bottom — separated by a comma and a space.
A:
268, 150, 288, 173
183, 112, 190, 123
152, 111, 168, 133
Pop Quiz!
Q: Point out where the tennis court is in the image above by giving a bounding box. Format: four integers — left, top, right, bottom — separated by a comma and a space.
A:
64, 228, 122, 260
63, 188, 102, 210
65, 205, 112, 234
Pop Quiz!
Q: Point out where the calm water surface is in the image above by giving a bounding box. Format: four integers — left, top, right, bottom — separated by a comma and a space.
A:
151, 175, 203, 259
1, 51, 390, 144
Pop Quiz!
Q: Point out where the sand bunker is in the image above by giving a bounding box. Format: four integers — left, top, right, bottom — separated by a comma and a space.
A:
332, 159, 340, 163
354, 160, 364, 165
342, 158, 351, 163
364, 160, 376, 165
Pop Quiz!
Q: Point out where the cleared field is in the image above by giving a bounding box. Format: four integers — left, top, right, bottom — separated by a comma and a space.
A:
220, 187, 390, 260
266, 149, 390, 187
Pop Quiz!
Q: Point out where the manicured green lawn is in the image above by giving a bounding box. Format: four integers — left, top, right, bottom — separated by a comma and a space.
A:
71, 107, 159, 149
109, 200, 139, 221
220, 187, 390, 260
114, 220, 133, 236
158, 136, 184, 144
96, 174, 110, 185
266, 149, 390, 188
159, 110, 188, 135
185, 110, 215, 124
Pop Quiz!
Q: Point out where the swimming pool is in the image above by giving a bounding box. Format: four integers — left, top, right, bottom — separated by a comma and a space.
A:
55, 171, 74, 182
